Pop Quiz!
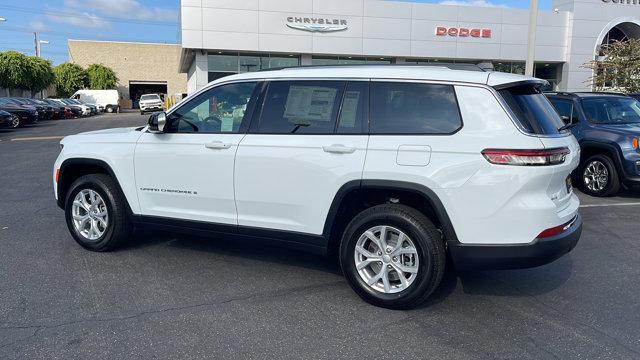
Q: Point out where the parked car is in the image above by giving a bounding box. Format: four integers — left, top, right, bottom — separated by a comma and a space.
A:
0, 110, 12, 129
58, 99, 91, 116
74, 98, 100, 114
71, 90, 119, 113
54, 66, 581, 309
42, 99, 71, 119
0, 97, 38, 128
139, 93, 163, 114
546, 92, 640, 196
629, 93, 640, 102
48, 99, 82, 118
8, 98, 53, 120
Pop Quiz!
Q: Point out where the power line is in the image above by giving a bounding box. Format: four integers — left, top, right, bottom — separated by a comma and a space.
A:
0, 4, 179, 27
0, 26, 177, 43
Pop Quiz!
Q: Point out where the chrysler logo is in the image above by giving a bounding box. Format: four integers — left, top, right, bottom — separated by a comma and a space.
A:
286, 16, 348, 33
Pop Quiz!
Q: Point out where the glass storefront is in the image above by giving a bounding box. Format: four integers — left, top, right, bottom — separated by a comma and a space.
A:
208, 52, 300, 82
312, 56, 391, 65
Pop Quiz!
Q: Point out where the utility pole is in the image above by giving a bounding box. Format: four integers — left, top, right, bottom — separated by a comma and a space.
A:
525, 0, 538, 77
34, 32, 39, 57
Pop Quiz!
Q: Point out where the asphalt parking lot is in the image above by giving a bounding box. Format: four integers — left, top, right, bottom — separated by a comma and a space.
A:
1, 113, 639, 359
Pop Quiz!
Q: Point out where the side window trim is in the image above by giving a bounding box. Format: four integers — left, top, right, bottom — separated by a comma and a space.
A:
164, 80, 263, 135
368, 79, 464, 136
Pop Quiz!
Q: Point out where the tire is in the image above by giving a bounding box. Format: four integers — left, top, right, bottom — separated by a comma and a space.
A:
140, 110, 145, 115
64, 174, 132, 251
106, 105, 114, 113
580, 154, 620, 197
9, 114, 21, 129
339, 204, 446, 309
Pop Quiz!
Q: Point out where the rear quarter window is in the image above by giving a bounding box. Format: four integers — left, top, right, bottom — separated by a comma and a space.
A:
370, 82, 462, 134
499, 85, 565, 135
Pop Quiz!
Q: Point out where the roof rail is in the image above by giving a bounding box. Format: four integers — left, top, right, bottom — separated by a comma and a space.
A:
257, 63, 488, 72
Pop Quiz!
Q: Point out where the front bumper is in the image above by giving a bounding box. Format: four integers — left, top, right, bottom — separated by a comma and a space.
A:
140, 103, 163, 111
449, 213, 582, 270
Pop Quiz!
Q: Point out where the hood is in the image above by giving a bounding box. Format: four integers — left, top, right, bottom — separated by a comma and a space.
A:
594, 123, 640, 135
78, 126, 140, 135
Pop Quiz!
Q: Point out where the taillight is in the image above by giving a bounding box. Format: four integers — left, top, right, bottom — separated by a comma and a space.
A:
481, 147, 569, 166
537, 216, 577, 238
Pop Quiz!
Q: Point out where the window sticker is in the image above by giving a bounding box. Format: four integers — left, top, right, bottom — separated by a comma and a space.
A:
339, 91, 360, 128
284, 86, 337, 122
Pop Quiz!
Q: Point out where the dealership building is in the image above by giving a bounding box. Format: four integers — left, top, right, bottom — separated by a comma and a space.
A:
178, 0, 640, 93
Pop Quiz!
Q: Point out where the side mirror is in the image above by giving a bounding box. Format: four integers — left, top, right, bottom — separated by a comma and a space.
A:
560, 115, 571, 125
148, 112, 167, 133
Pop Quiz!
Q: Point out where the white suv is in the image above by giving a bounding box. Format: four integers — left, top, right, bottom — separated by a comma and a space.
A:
138, 94, 163, 114
53, 66, 582, 309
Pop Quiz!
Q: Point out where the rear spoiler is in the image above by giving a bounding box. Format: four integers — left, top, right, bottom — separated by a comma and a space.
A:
491, 79, 549, 91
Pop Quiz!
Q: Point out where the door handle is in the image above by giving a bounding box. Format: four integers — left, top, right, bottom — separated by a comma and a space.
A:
205, 141, 231, 150
322, 144, 356, 154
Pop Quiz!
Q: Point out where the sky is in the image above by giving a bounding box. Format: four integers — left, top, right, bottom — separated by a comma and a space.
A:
0, 0, 553, 65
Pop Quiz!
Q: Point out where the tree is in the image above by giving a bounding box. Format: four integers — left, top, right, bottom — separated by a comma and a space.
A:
28, 56, 55, 95
53, 63, 88, 97
87, 63, 118, 90
0, 51, 33, 91
583, 39, 640, 93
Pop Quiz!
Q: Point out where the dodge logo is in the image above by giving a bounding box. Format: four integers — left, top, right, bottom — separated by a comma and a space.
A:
436, 26, 492, 38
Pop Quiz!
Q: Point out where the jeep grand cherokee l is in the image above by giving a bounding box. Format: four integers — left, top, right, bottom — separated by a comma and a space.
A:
53, 66, 582, 309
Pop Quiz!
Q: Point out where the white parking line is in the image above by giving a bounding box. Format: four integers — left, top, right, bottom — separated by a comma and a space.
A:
580, 202, 640, 208
10, 136, 64, 141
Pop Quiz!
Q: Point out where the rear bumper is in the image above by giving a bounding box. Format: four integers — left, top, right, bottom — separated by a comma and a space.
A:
449, 214, 582, 270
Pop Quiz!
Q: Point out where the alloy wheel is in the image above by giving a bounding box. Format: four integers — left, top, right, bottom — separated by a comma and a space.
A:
583, 160, 609, 193
10, 115, 20, 128
71, 189, 109, 241
353, 225, 419, 294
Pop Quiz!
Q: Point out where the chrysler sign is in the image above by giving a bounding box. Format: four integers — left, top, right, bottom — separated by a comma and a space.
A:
436, 26, 492, 38
286, 17, 348, 33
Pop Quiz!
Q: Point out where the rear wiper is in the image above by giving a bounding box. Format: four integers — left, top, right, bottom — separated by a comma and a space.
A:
558, 123, 577, 132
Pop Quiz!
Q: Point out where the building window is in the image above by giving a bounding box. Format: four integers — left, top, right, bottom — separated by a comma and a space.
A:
311, 56, 391, 65
208, 52, 300, 82
493, 61, 525, 75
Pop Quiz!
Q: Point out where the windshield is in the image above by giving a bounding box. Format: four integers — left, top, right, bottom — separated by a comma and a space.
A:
582, 97, 640, 124
68, 99, 81, 105
499, 84, 566, 135
140, 94, 160, 101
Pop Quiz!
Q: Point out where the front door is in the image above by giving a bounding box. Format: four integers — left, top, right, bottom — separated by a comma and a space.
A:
134, 81, 260, 224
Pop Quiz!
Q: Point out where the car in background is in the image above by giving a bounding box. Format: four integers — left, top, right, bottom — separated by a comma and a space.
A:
57, 99, 91, 116
139, 94, 163, 114
42, 99, 70, 119
0, 110, 12, 129
546, 92, 640, 196
24, 98, 57, 119
0, 97, 38, 128
8, 98, 53, 120
74, 98, 100, 114
48, 99, 82, 118
71, 90, 119, 113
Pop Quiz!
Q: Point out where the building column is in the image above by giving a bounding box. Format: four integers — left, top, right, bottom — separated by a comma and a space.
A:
300, 54, 312, 66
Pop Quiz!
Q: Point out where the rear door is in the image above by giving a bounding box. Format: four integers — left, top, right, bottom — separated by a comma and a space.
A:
234, 80, 369, 235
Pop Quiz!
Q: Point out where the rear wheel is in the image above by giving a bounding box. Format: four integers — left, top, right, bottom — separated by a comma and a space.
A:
581, 154, 620, 197
9, 114, 21, 128
105, 105, 114, 113
339, 204, 446, 309
64, 174, 132, 251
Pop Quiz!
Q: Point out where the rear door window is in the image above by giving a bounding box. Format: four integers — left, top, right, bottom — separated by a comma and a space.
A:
499, 84, 565, 135
370, 82, 462, 134
258, 81, 345, 134
549, 98, 579, 124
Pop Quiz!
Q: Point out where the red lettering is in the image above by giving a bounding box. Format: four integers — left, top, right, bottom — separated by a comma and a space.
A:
436, 26, 447, 36
458, 28, 470, 37
482, 29, 492, 38
470, 29, 481, 37
448, 28, 458, 36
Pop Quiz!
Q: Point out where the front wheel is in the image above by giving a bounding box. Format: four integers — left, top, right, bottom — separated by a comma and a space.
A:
105, 105, 114, 113
339, 204, 446, 309
581, 154, 620, 197
64, 174, 132, 251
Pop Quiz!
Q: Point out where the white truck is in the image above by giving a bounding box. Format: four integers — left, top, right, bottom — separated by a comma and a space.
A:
71, 90, 120, 113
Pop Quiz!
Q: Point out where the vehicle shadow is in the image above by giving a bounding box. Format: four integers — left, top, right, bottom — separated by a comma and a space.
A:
125, 228, 342, 276
124, 229, 572, 306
